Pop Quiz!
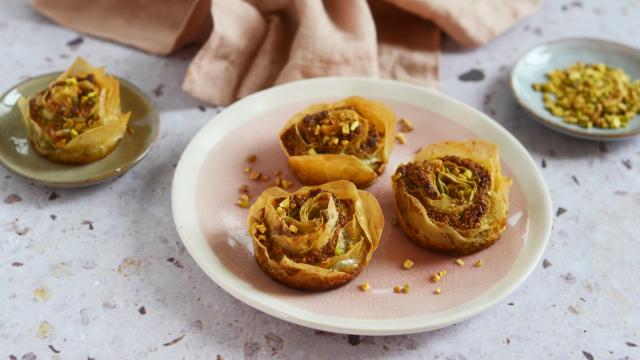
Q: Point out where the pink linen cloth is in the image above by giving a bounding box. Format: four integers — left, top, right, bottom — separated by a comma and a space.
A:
33, 0, 540, 106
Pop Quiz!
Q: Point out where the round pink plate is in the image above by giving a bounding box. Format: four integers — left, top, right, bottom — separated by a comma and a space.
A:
171, 77, 552, 335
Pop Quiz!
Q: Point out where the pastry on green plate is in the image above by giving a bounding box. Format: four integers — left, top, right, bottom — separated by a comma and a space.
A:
18, 57, 131, 164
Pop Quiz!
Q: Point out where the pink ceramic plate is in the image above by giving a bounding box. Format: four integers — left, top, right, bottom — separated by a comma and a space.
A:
172, 77, 552, 335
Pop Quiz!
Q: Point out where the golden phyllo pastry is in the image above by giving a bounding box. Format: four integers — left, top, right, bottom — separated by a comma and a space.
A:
247, 180, 384, 290
279, 97, 396, 188
18, 57, 131, 164
391, 140, 512, 255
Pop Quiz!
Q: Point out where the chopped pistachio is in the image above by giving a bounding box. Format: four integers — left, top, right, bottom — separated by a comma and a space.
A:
400, 117, 414, 132
402, 284, 410, 294
70, 128, 79, 138
289, 224, 298, 234
280, 179, 293, 190
431, 270, 447, 283
359, 282, 370, 292
236, 194, 250, 208
279, 197, 290, 209
402, 259, 414, 270
342, 123, 350, 135
474, 259, 484, 267
340, 140, 349, 146
434, 288, 442, 295
395, 133, 407, 144
393, 285, 402, 294
308, 148, 317, 155
243, 167, 251, 173
455, 258, 465, 266
238, 184, 250, 194
314, 125, 321, 136
329, 137, 339, 145
350, 120, 360, 131
249, 171, 261, 180
246, 154, 257, 163
532, 62, 640, 129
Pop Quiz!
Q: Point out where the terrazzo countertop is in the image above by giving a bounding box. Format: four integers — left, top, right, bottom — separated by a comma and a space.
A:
1, 0, 639, 359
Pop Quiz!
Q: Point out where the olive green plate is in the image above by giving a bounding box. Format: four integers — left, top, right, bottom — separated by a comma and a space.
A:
0, 72, 159, 187
511, 38, 640, 141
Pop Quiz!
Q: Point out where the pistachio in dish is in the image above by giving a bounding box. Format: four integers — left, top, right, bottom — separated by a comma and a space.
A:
279, 96, 396, 188
247, 180, 384, 291
391, 140, 512, 255
532, 62, 640, 129
17, 57, 131, 164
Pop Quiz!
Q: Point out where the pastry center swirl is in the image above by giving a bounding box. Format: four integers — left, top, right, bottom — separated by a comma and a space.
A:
280, 107, 382, 166
258, 189, 355, 265
396, 156, 492, 230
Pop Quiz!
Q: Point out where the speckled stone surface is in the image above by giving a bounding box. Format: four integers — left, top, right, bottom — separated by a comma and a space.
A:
1, 1, 639, 359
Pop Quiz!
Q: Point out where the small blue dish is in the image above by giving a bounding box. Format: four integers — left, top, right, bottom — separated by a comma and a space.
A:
511, 38, 640, 141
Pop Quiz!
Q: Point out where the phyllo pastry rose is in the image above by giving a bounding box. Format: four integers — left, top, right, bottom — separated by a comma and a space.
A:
391, 140, 512, 255
247, 180, 384, 290
279, 96, 396, 188
18, 57, 131, 164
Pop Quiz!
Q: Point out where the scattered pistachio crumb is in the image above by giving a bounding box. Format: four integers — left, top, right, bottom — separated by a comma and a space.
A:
393, 285, 402, 293
402, 259, 414, 270
431, 270, 447, 283
455, 258, 465, 266
308, 148, 317, 155
246, 154, 257, 163
400, 117, 414, 132
249, 171, 261, 180
239, 184, 250, 194
350, 120, 360, 131
244, 167, 251, 173
359, 282, 370, 292
236, 194, 250, 208
395, 133, 407, 144
280, 179, 293, 190
434, 288, 442, 295
474, 259, 484, 267
289, 224, 298, 234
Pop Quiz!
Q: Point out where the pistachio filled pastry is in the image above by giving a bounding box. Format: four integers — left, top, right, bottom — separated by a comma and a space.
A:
247, 180, 384, 290
391, 140, 512, 255
279, 97, 396, 188
18, 57, 131, 164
